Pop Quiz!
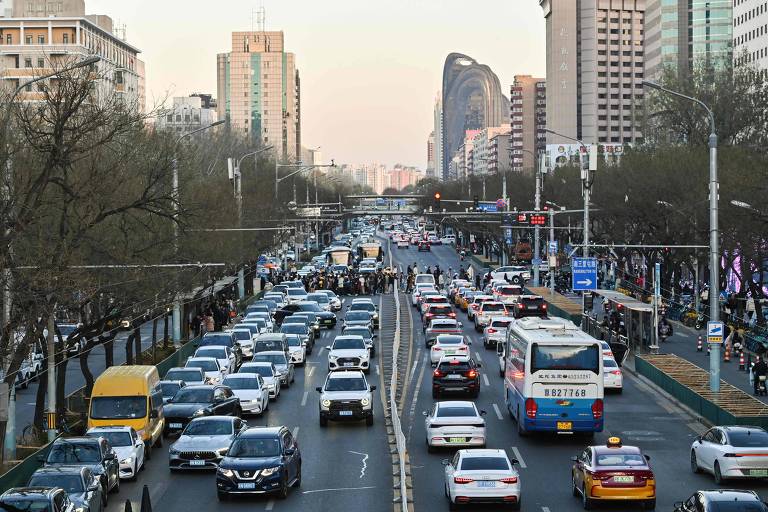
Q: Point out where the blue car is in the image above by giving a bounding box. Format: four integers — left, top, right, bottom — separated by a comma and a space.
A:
215, 426, 301, 500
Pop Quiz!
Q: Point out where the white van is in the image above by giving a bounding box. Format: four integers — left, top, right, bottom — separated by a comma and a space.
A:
415, 273, 436, 286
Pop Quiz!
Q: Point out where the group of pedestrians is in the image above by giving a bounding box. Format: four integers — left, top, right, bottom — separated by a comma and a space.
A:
190, 296, 238, 337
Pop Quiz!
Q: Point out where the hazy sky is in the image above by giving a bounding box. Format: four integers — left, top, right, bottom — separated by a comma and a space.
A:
89, 0, 546, 168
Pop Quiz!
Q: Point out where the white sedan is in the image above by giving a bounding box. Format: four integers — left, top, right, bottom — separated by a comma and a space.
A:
286, 335, 307, 366
222, 373, 269, 416
603, 357, 623, 393
425, 401, 486, 452
185, 357, 225, 384
430, 335, 470, 365
691, 426, 768, 484
194, 346, 236, 374
86, 426, 145, 480
443, 449, 521, 510
412, 284, 437, 306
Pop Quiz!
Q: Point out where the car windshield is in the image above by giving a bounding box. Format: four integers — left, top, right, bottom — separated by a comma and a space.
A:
165, 369, 203, 383
281, 324, 307, 334
333, 338, 365, 350
254, 354, 286, 366
183, 420, 233, 436
287, 289, 306, 296
255, 341, 284, 352
172, 388, 213, 403
325, 377, 367, 391
437, 406, 476, 417
437, 338, 462, 345
707, 502, 767, 511
491, 320, 511, 328
232, 330, 252, 341
223, 376, 261, 390
596, 453, 646, 466
460, 457, 509, 471
187, 360, 218, 372
88, 431, 131, 447
228, 438, 281, 458
299, 303, 322, 312
287, 337, 302, 347
47, 443, 101, 463
729, 431, 768, 447
499, 287, 521, 295
482, 303, 506, 312
200, 334, 232, 347
90, 396, 147, 419
196, 348, 226, 359
603, 359, 618, 368
350, 303, 375, 312
344, 328, 371, 338
346, 311, 370, 321
307, 294, 329, 304
0, 500, 52, 512
28, 474, 83, 494
531, 344, 600, 374
240, 366, 274, 377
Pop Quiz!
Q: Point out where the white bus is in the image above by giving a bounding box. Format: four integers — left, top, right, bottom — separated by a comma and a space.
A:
500, 316, 604, 436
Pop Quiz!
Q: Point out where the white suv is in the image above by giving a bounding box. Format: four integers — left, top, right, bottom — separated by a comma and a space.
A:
327, 335, 370, 373
316, 370, 376, 427
487, 266, 530, 285
474, 302, 508, 332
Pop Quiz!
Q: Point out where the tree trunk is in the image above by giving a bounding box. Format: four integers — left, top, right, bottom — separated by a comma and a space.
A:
104, 334, 114, 368
125, 333, 134, 365
133, 326, 141, 364
33, 335, 48, 433
79, 338, 96, 396
55, 330, 67, 419
151, 317, 158, 363
163, 314, 169, 349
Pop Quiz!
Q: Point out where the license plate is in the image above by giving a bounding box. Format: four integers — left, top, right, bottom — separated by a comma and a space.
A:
339, 410, 353, 416
477, 481, 496, 488
237, 483, 256, 490
446, 374, 462, 380
343, 362, 354, 367
189, 460, 205, 466
557, 421, 573, 430
324, 320, 333, 324
527, 305, 538, 309
169, 423, 182, 429
613, 475, 634, 483
751, 470, 768, 477
449, 437, 466, 443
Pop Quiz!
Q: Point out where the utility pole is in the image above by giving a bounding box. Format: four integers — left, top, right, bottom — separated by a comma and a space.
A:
549, 208, 555, 295
533, 161, 542, 286
46, 315, 56, 441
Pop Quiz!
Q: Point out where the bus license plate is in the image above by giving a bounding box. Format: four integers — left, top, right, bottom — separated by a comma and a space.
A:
751, 470, 768, 477
613, 476, 634, 483
557, 421, 572, 430
189, 460, 205, 466
477, 481, 496, 488
339, 410, 353, 416
237, 483, 256, 490
169, 423, 182, 429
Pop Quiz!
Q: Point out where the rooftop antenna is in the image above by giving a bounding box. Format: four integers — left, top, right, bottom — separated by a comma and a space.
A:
256, 0, 266, 32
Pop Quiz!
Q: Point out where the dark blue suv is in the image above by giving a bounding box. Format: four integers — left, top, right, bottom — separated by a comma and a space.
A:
215, 426, 301, 500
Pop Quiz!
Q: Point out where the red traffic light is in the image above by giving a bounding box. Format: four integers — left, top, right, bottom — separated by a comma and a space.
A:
530, 214, 547, 226
434, 192, 441, 200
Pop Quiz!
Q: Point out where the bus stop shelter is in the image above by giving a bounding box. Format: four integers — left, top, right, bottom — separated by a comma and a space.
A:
587, 289, 654, 356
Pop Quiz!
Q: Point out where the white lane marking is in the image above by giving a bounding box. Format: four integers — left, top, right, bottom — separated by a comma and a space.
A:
492, 403, 503, 420
319, 346, 327, 354
511, 446, 527, 469
301, 391, 309, 406
302, 486, 377, 494
542, 507, 552, 512
265, 500, 274, 510
408, 353, 429, 418
375, 364, 379, 375
292, 427, 299, 439
475, 351, 483, 362
349, 450, 369, 478
308, 366, 315, 377
482, 374, 490, 387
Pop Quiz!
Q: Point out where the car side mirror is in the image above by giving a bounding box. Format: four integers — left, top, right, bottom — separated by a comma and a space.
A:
510, 458, 519, 465
644, 454, 651, 461
104, 453, 116, 461
673, 502, 683, 510
476, 363, 482, 368
479, 410, 487, 416
370, 385, 376, 391
284, 448, 295, 456
150, 409, 159, 419
695, 435, 702, 443
325, 346, 331, 351
570, 456, 579, 462
458, 322, 463, 327
316, 387, 323, 393
440, 459, 450, 466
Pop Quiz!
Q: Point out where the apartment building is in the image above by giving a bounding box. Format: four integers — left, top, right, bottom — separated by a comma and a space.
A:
471, 126, 510, 175
510, 75, 546, 172
733, 0, 768, 69
156, 95, 218, 132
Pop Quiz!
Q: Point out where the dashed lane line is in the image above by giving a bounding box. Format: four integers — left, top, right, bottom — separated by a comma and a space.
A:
301, 486, 377, 495
511, 446, 527, 469
265, 500, 274, 510
492, 403, 503, 420
301, 391, 309, 407
482, 374, 490, 387
292, 426, 299, 439
475, 351, 483, 362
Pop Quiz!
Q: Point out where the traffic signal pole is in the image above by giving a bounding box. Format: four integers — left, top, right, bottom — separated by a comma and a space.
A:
533, 166, 542, 286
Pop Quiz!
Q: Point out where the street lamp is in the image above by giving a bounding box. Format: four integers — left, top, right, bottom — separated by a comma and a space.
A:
656, 200, 703, 313
643, 79, 720, 392
274, 161, 336, 201
545, 129, 595, 259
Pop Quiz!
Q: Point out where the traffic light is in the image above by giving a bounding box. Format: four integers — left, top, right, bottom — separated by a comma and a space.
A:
434, 192, 441, 210
473, 195, 479, 211
530, 214, 547, 226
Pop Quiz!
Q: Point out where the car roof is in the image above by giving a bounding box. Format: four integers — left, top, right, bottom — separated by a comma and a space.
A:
31, 466, 86, 476
254, 351, 286, 357
490, 316, 514, 322
592, 445, 643, 455
188, 415, 236, 423
334, 335, 364, 341
3, 488, 59, 498
53, 436, 99, 445
167, 366, 202, 372
699, 490, 761, 502
352, 298, 374, 303
239, 426, 285, 438
457, 449, 508, 457
437, 400, 476, 409
327, 370, 365, 379
438, 355, 471, 363
719, 425, 767, 433
87, 425, 133, 432
188, 356, 218, 362
180, 384, 217, 390
241, 361, 273, 367
224, 373, 259, 379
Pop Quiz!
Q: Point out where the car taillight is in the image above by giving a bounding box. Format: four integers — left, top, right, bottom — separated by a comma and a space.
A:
471, 304, 479, 310
517, 303, 524, 309
499, 477, 518, 484
433, 346, 442, 351
487, 328, 497, 333
426, 313, 434, 318
525, 398, 537, 419
465, 369, 478, 378
433, 369, 444, 378
610, 370, 621, 376
542, 304, 548, 310
592, 399, 604, 420
448, 312, 456, 317
454, 477, 474, 484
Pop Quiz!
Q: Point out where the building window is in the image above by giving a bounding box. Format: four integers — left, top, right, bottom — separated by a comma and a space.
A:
24, 58, 32, 68
25, 35, 32, 44
37, 35, 44, 44
175, 115, 181, 122
166, 115, 172, 122
25, 82, 31, 92
37, 58, 44, 68
5, 35, 10, 44
63, 33, 69, 44
37, 83, 45, 92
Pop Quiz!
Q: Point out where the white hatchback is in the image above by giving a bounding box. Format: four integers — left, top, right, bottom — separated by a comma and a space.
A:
602, 357, 623, 392
222, 373, 269, 415
430, 335, 470, 365
185, 357, 225, 384
425, 401, 486, 451
443, 449, 521, 510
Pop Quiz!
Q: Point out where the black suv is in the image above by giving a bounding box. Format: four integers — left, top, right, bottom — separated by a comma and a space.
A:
0, 487, 76, 512
41, 436, 120, 498
163, 385, 242, 436
273, 301, 336, 328
512, 295, 548, 319
432, 355, 482, 398
28, 466, 104, 510
215, 426, 301, 500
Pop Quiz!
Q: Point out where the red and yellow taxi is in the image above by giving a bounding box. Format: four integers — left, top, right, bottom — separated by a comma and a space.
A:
455, 288, 477, 311
571, 437, 656, 510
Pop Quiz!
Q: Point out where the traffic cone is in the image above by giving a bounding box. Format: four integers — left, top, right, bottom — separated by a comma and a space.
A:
697, 335, 703, 352
739, 352, 746, 371
724, 345, 731, 363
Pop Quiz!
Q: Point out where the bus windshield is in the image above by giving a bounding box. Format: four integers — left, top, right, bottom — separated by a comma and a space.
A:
530, 344, 599, 374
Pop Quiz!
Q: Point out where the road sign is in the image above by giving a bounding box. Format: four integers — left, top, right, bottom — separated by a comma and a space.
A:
707, 321, 724, 344
478, 202, 498, 212
505, 228, 512, 245
572, 257, 598, 291
548, 241, 558, 255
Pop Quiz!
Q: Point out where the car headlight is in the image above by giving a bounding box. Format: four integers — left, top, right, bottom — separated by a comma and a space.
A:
169, 448, 179, 456
120, 457, 134, 465
261, 466, 280, 476
218, 468, 234, 478
360, 398, 370, 407
75, 507, 87, 512
321, 399, 331, 408
216, 448, 228, 457
373, 313, 379, 320
192, 409, 207, 417
328, 355, 337, 361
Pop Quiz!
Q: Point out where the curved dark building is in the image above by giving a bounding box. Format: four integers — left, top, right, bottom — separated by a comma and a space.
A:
442, 53, 509, 180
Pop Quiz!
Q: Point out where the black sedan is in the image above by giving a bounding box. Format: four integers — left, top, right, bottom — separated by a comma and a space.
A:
28, 466, 104, 512
0, 488, 77, 512
163, 385, 242, 436
42, 437, 120, 500
675, 490, 768, 511
274, 301, 336, 328
216, 426, 301, 500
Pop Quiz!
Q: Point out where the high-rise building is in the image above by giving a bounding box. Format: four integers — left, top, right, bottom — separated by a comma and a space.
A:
645, 0, 732, 79
0, 0, 12, 16
217, 31, 300, 160
426, 131, 435, 178
156, 95, 218, 132
0, 1, 144, 110
539, 0, 645, 147
488, 133, 511, 174
432, 93, 444, 180
733, 1, 767, 69
442, 53, 509, 180
510, 75, 546, 172
471, 126, 510, 175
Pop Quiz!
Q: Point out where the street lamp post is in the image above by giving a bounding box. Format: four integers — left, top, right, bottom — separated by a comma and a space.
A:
643, 79, 720, 392
545, 201, 565, 295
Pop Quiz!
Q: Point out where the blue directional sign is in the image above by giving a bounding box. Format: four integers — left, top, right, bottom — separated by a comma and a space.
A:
572, 257, 598, 291
548, 241, 558, 255
478, 202, 498, 212
707, 321, 724, 344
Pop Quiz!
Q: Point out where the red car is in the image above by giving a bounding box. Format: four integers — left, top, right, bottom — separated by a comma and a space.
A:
418, 241, 431, 252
